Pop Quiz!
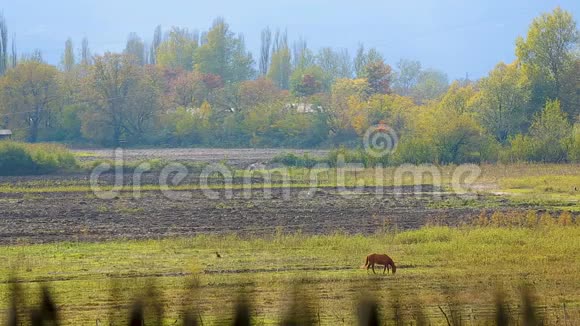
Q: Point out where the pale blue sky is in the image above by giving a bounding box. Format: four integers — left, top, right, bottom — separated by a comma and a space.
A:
1, 0, 578, 79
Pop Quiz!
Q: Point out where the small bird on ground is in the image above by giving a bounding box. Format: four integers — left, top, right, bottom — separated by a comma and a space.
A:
215, 251, 221, 258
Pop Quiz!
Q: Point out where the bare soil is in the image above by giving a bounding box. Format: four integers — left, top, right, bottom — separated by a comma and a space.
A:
72, 148, 328, 167
0, 184, 509, 245
0, 148, 530, 245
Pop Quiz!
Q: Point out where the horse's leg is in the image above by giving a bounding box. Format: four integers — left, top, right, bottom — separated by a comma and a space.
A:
383, 264, 387, 274
371, 264, 376, 274
387, 265, 390, 274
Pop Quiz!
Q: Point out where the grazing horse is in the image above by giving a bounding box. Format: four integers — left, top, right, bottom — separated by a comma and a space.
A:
362, 253, 396, 274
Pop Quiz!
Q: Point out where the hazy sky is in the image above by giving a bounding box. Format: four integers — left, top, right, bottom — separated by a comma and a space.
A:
1, 0, 578, 79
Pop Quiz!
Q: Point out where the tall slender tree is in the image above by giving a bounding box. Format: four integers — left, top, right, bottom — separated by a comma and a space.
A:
149, 25, 162, 65
268, 32, 291, 90
10, 35, 16, 68
81, 37, 91, 65
354, 44, 366, 78
393, 59, 422, 96
125, 33, 145, 65
62, 38, 75, 72
292, 37, 314, 69
259, 27, 272, 75
354, 44, 383, 78
316, 47, 352, 82
156, 27, 198, 70
0, 13, 8, 75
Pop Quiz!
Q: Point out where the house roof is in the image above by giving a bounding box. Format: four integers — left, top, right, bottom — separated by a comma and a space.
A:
0, 129, 12, 136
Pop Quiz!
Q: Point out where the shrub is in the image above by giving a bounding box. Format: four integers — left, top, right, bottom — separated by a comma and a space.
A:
394, 227, 453, 244
325, 147, 391, 168
566, 124, 580, 162
504, 101, 574, 163
271, 153, 321, 168
479, 135, 502, 163
0, 141, 78, 175
558, 211, 574, 226
525, 210, 538, 228
539, 212, 554, 227
474, 210, 489, 227
506, 134, 535, 162
490, 211, 504, 227
391, 138, 434, 165
326, 147, 363, 167
0, 142, 35, 175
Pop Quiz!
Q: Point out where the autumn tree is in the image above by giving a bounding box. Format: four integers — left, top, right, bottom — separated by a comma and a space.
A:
439, 81, 476, 114
432, 110, 482, 164
162, 101, 212, 145
393, 59, 422, 96
396, 106, 482, 164
168, 70, 225, 114
329, 78, 370, 134
393, 60, 448, 103
238, 77, 284, 112
362, 59, 392, 95
471, 62, 530, 142
290, 65, 327, 97
527, 100, 571, 161
0, 61, 60, 142
516, 7, 579, 118
195, 18, 254, 82
126, 67, 164, 140
354, 44, 383, 78
56, 55, 91, 141
156, 27, 198, 71
169, 71, 204, 108
84, 53, 142, 145
242, 98, 283, 146
125, 33, 146, 65
346, 93, 415, 136
411, 69, 448, 103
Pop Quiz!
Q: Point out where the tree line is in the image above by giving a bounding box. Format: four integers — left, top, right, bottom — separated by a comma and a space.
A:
0, 8, 578, 164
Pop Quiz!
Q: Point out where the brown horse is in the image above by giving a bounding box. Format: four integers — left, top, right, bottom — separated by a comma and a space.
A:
362, 253, 396, 274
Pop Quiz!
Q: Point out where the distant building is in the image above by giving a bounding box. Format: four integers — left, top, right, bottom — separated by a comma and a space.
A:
284, 103, 323, 113
0, 129, 12, 140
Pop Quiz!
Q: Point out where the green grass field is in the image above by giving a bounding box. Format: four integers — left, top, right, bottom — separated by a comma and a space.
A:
2, 224, 579, 324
